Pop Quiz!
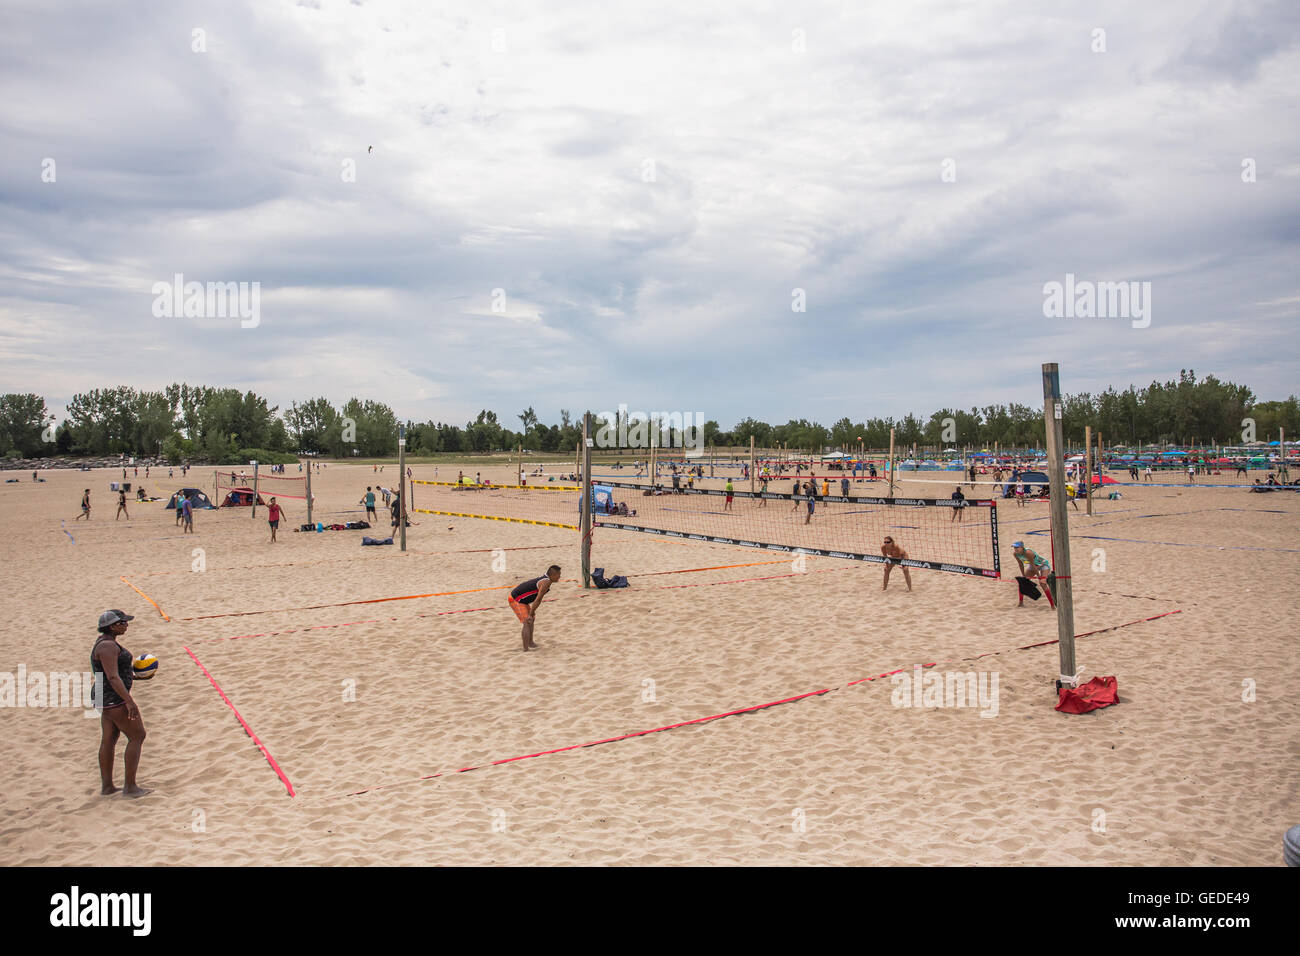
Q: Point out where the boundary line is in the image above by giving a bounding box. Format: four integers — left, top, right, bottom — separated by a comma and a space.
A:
184, 645, 295, 797
119, 576, 170, 622
346, 608, 1182, 795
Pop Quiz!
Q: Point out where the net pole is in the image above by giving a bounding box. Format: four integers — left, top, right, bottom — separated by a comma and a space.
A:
749, 435, 755, 493
398, 424, 407, 552
581, 412, 592, 589
1042, 363, 1078, 689
305, 458, 313, 526
888, 428, 896, 497
251, 461, 258, 519
1085, 425, 1093, 516
1281, 427, 1289, 484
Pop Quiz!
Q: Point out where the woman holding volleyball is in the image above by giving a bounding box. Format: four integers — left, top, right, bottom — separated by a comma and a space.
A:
91, 610, 151, 797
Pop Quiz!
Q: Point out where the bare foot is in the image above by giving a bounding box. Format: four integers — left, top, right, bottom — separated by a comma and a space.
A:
123, 786, 153, 798
101, 785, 119, 795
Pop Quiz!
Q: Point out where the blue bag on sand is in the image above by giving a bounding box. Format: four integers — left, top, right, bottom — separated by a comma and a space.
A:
591, 567, 629, 589
361, 536, 394, 546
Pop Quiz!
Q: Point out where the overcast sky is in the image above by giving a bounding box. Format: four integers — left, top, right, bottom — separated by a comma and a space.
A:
1, 0, 1297, 429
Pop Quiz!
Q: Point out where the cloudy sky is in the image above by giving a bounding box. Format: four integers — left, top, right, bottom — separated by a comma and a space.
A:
1, 0, 1297, 429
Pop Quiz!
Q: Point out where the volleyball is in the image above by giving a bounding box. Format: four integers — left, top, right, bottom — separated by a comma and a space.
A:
132, 654, 159, 680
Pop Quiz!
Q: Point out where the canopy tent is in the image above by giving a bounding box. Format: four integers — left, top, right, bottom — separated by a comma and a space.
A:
1004, 470, 1049, 496
220, 487, 264, 507
166, 488, 214, 510
820, 451, 852, 460
1089, 474, 1119, 485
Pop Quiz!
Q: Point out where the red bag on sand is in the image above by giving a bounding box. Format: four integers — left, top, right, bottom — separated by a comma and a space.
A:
1056, 676, 1119, 714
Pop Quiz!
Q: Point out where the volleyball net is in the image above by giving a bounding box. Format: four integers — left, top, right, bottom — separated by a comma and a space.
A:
410, 478, 1001, 578
214, 470, 309, 502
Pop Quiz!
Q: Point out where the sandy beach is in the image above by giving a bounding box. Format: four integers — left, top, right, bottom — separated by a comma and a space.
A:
1, 462, 1296, 865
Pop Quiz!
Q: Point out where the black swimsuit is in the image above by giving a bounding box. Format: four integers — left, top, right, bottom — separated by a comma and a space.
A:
91, 635, 133, 709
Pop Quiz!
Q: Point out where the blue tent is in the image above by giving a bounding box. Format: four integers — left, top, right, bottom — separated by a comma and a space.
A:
167, 488, 215, 509
583, 485, 616, 514
1004, 470, 1049, 497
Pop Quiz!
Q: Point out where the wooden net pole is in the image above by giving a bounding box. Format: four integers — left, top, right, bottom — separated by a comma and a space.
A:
888, 428, 896, 497
1042, 363, 1078, 689
398, 424, 407, 552
581, 412, 592, 589
1085, 425, 1093, 516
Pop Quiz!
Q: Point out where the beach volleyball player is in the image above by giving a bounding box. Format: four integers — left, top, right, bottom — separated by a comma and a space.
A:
508, 566, 561, 651
91, 610, 151, 798
881, 536, 912, 591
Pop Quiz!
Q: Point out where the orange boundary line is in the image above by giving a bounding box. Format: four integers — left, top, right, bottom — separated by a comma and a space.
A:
119, 576, 170, 622
175, 559, 820, 622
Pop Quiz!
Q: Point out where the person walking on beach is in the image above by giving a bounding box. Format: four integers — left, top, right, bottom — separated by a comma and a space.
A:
266, 496, 283, 542
968, 463, 977, 489
1144, 465, 1153, 482
759, 473, 768, 506
174, 493, 185, 526
1016, 480, 1026, 506
724, 479, 734, 512
364, 487, 377, 522
77, 488, 91, 521
790, 478, 802, 512
508, 566, 561, 651
116, 487, 129, 521
91, 610, 151, 798
881, 536, 912, 591
1187, 463, 1195, 483
804, 480, 816, 524
181, 494, 194, 533
951, 485, 965, 521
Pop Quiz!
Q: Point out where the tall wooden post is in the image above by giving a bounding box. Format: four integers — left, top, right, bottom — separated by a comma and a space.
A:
1042, 363, 1078, 689
1281, 428, 1289, 484
580, 413, 592, 588
398, 425, 407, 551
1085, 425, 1093, 516
749, 435, 756, 493
251, 461, 258, 519
888, 428, 896, 497
709, 444, 714, 479
305, 459, 313, 526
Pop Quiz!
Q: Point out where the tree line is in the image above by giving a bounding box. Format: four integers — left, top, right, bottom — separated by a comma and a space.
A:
1, 371, 1296, 461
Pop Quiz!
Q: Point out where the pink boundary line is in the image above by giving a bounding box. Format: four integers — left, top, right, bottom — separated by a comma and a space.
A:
346, 608, 1183, 796
183, 645, 296, 797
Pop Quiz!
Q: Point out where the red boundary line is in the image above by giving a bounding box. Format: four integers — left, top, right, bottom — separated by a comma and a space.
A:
183, 645, 296, 797
346, 608, 1182, 796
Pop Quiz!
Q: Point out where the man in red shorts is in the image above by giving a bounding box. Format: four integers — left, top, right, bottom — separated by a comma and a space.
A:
507, 566, 561, 651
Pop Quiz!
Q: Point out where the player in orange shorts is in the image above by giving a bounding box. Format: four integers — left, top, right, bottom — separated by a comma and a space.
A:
507, 566, 561, 651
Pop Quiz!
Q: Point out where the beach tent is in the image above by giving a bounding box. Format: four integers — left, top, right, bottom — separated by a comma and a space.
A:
166, 488, 214, 509
220, 487, 264, 507
821, 451, 851, 460
583, 484, 616, 514
1089, 474, 1119, 485
1004, 470, 1049, 497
